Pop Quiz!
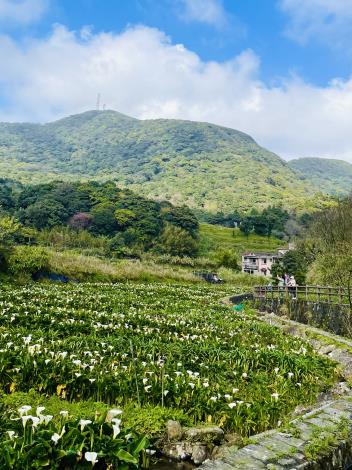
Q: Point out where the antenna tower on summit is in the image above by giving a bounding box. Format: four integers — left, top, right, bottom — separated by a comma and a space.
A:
96, 93, 101, 111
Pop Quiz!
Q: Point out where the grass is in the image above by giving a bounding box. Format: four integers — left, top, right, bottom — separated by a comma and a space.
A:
199, 223, 284, 258
303, 418, 350, 461
0, 390, 191, 438
47, 249, 200, 284
46, 248, 265, 287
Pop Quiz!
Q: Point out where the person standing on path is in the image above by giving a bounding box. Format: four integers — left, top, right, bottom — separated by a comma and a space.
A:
288, 275, 297, 299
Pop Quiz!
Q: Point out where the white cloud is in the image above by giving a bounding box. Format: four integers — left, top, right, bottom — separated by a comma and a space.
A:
279, 0, 352, 47
1, 24, 352, 160
0, 0, 48, 25
177, 0, 228, 28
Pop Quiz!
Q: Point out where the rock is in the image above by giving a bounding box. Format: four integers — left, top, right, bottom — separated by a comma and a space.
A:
212, 444, 240, 460
191, 444, 208, 464
319, 344, 335, 355
224, 433, 243, 446
331, 381, 351, 396
292, 404, 311, 417
162, 442, 210, 463
184, 426, 224, 444
162, 442, 188, 461
160, 424, 224, 465
167, 420, 183, 441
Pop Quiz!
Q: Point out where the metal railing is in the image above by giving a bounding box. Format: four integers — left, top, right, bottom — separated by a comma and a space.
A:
254, 285, 352, 307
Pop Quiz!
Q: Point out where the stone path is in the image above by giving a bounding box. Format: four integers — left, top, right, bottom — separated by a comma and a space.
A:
200, 311, 352, 470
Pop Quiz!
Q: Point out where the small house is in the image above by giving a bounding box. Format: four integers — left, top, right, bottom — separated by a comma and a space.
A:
241, 246, 291, 276
242, 252, 278, 276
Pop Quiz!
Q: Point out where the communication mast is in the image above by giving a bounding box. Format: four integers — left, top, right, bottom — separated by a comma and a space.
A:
96, 93, 101, 111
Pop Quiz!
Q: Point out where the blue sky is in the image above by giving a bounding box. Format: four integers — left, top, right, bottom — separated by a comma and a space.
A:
6, 0, 350, 85
1, 0, 352, 160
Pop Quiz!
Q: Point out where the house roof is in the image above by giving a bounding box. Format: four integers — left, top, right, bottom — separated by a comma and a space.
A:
242, 252, 278, 258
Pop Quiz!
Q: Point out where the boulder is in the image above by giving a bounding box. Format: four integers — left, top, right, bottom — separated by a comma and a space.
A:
167, 420, 183, 441
162, 442, 188, 461
184, 426, 224, 444
162, 442, 209, 464
191, 444, 208, 464
160, 423, 224, 465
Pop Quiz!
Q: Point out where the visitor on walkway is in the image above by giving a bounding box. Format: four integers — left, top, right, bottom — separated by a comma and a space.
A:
284, 273, 290, 286
288, 275, 297, 299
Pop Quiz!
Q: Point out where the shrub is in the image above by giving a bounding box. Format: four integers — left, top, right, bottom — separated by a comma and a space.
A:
159, 224, 199, 257
215, 249, 240, 270
123, 404, 192, 437
7, 246, 49, 276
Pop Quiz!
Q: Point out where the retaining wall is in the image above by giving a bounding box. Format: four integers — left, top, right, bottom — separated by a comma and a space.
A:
255, 297, 352, 338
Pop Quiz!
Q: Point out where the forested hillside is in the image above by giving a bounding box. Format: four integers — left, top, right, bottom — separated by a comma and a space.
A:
288, 157, 352, 196
0, 179, 199, 258
0, 110, 330, 213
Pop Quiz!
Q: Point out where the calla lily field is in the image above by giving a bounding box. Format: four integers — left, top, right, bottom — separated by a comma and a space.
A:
0, 282, 338, 468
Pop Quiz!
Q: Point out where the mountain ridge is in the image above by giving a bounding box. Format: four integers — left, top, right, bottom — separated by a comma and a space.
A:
0, 109, 332, 213
288, 157, 352, 196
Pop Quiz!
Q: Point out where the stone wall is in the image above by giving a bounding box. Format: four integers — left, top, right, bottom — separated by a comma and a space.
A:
255, 297, 352, 338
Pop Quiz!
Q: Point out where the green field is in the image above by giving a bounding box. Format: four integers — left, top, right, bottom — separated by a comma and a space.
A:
0, 282, 337, 469
199, 223, 284, 257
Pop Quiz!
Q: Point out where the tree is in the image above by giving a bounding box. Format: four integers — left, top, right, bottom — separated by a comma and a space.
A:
0, 216, 22, 245
251, 213, 268, 236
69, 212, 93, 230
90, 202, 117, 236
300, 198, 352, 309
309, 243, 352, 308
21, 200, 68, 229
114, 209, 136, 229
215, 249, 239, 270
161, 204, 199, 237
0, 216, 23, 273
0, 179, 16, 212
159, 224, 199, 257
271, 250, 307, 285
239, 217, 252, 237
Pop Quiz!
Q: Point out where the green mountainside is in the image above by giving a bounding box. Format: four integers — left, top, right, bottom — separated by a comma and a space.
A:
288, 157, 352, 196
0, 110, 330, 213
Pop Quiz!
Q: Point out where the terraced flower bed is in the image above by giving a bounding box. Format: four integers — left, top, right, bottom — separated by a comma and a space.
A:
0, 282, 339, 468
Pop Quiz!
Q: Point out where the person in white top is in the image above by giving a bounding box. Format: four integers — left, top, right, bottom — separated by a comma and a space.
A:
288, 275, 297, 299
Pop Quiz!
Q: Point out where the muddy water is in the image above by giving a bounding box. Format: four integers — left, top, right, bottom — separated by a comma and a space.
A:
151, 458, 196, 470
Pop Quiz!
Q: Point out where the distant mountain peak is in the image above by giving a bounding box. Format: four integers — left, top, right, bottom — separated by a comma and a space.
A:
289, 157, 352, 196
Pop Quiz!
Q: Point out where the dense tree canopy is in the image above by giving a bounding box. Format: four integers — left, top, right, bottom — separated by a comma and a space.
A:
0, 179, 200, 257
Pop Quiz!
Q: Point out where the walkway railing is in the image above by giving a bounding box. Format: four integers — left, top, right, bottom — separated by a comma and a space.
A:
254, 285, 352, 308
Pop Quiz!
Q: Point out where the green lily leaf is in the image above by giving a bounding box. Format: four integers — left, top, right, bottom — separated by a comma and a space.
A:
116, 449, 138, 464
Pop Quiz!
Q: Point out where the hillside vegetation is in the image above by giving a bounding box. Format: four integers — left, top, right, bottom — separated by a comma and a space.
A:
289, 157, 352, 196
0, 110, 331, 213
199, 223, 283, 257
